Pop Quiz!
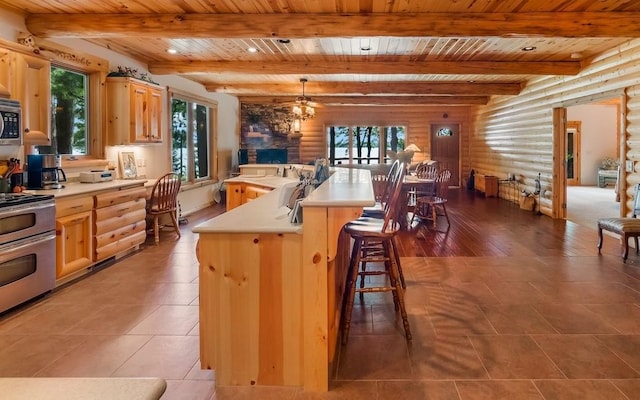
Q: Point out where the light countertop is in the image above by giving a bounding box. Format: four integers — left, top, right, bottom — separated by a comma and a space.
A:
23, 179, 148, 198
0, 377, 166, 400
224, 175, 298, 189
193, 167, 375, 234
193, 180, 302, 234
302, 167, 375, 207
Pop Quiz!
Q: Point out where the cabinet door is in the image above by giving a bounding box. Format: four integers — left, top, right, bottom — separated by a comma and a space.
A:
226, 183, 244, 210
148, 88, 163, 142
56, 210, 93, 279
130, 83, 149, 142
0, 49, 14, 98
245, 185, 271, 201
13, 53, 50, 140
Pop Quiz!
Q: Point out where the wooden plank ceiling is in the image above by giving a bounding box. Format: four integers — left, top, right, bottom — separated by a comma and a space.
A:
2, 0, 640, 106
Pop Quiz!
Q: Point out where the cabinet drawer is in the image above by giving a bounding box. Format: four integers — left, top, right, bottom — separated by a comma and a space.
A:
56, 196, 94, 218
95, 186, 146, 208
94, 207, 146, 236
94, 198, 146, 222
95, 229, 146, 261
94, 219, 146, 251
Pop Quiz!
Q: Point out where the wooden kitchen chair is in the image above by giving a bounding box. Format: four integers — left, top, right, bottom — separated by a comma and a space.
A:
147, 172, 182, 244
413, 169, 452, 230
362, 160, 401, 218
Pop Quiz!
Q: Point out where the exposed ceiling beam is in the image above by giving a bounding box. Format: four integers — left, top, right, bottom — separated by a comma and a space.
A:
150, 60, 581, 76
238, 95, 490, 106
26, 12, 640, 39
207, 81, 523, 96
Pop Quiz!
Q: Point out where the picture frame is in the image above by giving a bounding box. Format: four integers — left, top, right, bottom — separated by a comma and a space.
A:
119, 151, 137, 179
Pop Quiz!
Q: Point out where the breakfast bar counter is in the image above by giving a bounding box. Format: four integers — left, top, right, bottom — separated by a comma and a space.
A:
193, 167, 374, 391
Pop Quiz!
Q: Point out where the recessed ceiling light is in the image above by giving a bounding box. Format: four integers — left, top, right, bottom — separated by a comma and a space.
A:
468, 80, 476, 83
247, 47, 258, 53
521, 46, 536, 52
166, 48, 178, 54
360, 46, 371, 51
570, 52, 584, 59
277, 39, 291, 44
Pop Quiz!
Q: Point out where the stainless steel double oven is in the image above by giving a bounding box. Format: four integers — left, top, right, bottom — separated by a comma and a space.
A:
0, 193, 56, 314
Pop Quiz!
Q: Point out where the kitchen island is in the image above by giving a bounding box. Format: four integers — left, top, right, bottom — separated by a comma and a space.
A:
193, 167, 374, 391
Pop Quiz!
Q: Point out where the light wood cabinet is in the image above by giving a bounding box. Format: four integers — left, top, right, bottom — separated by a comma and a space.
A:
475, 174, 499, 197
0, 49, 14, 98
10, 52, 50, 140
54, 184, 148, 283
106, 77, 165, 145
226, 182, 244, 210
244, 185, 271, 202
94, 186, 147, 261
225, 182, 272, 210
55, 195, 94, 280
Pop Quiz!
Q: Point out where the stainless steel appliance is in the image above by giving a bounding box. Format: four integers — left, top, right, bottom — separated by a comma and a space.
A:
26, 154, 67, 190
0, 193, 56, 314
0, 98, 22, 146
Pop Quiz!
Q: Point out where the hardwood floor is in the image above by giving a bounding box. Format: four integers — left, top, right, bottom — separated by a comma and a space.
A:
2, 190, 640, 399
398, 188, 603, 258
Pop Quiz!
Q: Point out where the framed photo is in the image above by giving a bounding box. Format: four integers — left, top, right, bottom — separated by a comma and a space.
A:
119, 151, 137, 179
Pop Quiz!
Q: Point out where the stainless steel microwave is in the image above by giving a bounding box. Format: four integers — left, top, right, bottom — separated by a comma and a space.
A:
0, 98, 22, 145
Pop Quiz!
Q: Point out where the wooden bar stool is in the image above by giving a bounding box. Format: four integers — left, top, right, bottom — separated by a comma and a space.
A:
342, 163, 412, 344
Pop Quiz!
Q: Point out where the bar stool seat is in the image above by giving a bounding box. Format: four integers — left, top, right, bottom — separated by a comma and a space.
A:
341, 163, 411, 344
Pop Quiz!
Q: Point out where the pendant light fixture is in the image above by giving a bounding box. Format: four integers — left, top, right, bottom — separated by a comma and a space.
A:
293, 78, 315, 120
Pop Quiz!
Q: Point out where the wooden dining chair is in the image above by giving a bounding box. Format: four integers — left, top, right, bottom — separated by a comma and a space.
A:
147, 172, 182, 244
415, 161, 439, 180
414, 169, 452, 230
362, 160, 401, 218
407, 161, 439, 213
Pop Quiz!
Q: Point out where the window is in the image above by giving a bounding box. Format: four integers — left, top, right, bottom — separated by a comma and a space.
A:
327, 125, 406, 165
45, 66, 89, 155
437, 127, 453, 137
171, 95, 215, 182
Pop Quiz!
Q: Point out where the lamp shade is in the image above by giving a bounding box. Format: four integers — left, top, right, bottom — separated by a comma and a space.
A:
404, 144, 421, 152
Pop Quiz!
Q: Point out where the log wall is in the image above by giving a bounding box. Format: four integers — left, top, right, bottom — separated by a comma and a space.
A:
470, 38, 640, 216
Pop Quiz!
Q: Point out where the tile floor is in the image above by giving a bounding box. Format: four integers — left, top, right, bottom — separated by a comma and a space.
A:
2, 205, 640, 399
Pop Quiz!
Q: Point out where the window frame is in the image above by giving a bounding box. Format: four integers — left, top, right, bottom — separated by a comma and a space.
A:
48, 64, 91, 156
168, 88, 217, 184
45, 48, 107, 164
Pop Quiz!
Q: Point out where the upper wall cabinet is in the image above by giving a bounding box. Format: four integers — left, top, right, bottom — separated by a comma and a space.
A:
0, 49, 14, 98
106, 77, 165, 145
0, 50, 51, 140
15, 54, 51, 141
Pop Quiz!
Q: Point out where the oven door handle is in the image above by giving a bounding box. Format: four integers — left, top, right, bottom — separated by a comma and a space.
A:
2, 201, 55, 215
0, 232, 56, 254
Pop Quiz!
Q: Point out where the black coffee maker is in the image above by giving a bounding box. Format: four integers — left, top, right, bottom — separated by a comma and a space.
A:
26, 154, 67, 189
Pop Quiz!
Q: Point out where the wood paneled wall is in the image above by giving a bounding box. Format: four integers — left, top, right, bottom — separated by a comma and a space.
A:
471, 38, 640, 216
297, 105, 473, 176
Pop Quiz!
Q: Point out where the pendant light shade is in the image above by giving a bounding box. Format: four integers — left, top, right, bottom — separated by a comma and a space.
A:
293, 78, 315, 120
